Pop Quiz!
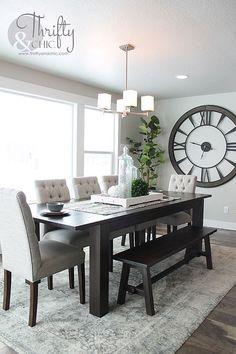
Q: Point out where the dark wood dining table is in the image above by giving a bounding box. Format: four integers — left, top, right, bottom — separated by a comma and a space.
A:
30, 191, 211, 317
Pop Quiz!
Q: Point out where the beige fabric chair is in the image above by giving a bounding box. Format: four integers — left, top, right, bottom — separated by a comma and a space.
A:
99, 175, 118, 194
158, 174, 197, 232
34, 179, 89, 289
0, 188, 85, 327
72, 176, 101, 200
34, 179, 70, 204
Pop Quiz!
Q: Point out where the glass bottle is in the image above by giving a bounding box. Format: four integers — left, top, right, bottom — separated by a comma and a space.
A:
118, 145, 134, 198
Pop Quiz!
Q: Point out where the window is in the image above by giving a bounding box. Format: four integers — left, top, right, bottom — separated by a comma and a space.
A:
0, 90, 74, 201
84, 107, 118, 176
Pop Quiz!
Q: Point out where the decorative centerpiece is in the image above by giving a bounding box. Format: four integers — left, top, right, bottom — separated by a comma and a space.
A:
117, 145, 137, 198
91, 145, 163, 207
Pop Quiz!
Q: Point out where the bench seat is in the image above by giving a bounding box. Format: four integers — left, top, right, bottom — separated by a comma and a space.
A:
114, 226, 217, 315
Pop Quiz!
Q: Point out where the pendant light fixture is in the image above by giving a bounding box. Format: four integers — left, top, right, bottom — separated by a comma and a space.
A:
97, 44, 154, 118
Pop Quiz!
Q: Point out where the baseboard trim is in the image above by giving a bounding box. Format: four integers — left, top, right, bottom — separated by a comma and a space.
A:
204, 219, 236, 231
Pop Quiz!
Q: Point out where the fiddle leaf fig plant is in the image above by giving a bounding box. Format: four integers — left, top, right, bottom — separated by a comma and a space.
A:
127, 115, 165, 188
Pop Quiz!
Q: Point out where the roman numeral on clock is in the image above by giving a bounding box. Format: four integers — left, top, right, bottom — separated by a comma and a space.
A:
201, 168, 210, 182
200, 110, 211, 125
226, 142, 236, 151
173, 142, 186, 150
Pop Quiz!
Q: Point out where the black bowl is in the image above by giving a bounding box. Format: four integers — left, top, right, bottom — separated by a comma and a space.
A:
46, 202, 64, 212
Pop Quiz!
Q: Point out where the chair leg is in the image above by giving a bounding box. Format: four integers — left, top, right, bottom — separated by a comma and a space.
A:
69, 268, 75, 289
129, 232, 134, 248
3, 270, 11, 311
78, 264, 85, 304
117, 263, 130, 305
121, 234, 126, 246
147, 228, 151, 242
47, 276, 53, 290
142, 267, 155, 316
173, 225, 177, 232
204, 236, 213, 269
29, 281, 39, 327
151, 225, 157, 240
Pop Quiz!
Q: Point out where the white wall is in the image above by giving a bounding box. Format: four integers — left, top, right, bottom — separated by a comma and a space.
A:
155, 92, 236, 230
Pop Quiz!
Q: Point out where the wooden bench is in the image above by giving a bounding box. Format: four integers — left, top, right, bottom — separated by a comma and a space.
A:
113, 226, 217, 316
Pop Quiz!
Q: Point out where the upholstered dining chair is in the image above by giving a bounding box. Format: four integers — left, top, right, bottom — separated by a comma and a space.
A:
34, 179, 90, 290
99, 175, 118, 194
158, 174, 197, 233
0, 188, 85, 327
72, 176, 101, 200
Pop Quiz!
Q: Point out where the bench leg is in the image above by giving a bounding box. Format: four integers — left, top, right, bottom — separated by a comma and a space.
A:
142, 267, 155, 316
204, 235, 213, 269
117, 264, 130, 305
167, 225, 171, 233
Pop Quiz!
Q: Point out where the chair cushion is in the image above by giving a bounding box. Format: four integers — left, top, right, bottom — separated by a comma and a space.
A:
36, 240, 85, 280
158, 211, 191, 226
43, 229, 89, 248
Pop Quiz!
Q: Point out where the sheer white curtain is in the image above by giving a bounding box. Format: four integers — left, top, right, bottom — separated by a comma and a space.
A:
0, 90, 74, 201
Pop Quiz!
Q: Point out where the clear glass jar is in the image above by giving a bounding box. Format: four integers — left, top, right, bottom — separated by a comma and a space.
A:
118, 145, 134, 198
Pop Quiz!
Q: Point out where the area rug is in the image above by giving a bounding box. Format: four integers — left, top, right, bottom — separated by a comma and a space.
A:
0, 240, 235, 354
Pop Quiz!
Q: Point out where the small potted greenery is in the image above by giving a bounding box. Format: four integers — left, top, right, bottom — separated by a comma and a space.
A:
131, 178, 149, 197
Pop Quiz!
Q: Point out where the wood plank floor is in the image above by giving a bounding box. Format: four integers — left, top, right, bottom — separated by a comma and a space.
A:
177, 228, 236, 354
0, 228, 235, 354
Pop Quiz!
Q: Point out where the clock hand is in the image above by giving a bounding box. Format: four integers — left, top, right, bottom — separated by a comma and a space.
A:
190, 141, 202, 146
200, 150, 205, 159
190, 141, 215, 150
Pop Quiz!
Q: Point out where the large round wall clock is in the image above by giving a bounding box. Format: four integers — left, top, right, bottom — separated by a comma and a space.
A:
169, 105, 236, 187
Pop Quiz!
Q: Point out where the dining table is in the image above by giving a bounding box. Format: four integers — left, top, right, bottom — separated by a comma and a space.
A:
30, 191, 211, 318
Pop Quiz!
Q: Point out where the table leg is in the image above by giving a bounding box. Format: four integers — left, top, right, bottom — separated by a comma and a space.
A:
192, 199, 204, 255
89, 224, 110, 317
192, 199, 204, 227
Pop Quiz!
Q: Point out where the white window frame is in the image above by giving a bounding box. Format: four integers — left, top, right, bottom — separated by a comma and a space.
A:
83, 104, 120, 176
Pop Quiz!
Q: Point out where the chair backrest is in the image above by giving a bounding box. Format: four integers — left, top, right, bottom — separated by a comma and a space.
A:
34, 179, 70, 203
0, 188, 41, 281
168, 174, 197, 193
72, 176, 101, 200
99, 175, 118, 194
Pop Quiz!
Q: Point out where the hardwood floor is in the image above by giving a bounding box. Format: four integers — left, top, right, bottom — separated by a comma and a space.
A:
0, 228, 235, 354
177, 228, 236, 354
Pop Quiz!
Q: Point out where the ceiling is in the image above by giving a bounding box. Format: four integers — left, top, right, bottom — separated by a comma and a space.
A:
1, 0, 236, 99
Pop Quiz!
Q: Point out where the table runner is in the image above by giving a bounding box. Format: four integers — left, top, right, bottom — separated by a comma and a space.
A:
66, 195, 179, 215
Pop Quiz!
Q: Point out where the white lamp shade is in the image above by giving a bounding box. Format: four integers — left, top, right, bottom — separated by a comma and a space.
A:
123, 90, 137, 107
141, 96, 154, 111
116, 99, 126, 113
97, 93, 111, 110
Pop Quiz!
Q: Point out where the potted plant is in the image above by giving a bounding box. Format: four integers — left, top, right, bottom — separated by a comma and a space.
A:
127, 115, 165, 188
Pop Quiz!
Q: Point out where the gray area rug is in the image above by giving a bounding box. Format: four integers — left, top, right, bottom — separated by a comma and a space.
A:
0, 240, 235, 354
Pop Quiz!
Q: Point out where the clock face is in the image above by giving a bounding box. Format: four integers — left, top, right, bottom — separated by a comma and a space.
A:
169, 105, 236, 187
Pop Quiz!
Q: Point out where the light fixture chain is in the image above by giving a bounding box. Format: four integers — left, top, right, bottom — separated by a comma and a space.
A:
125, 48, 128, 90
